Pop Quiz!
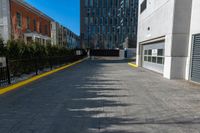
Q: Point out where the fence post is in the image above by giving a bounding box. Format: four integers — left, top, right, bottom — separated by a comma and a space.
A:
35, 58, 38, 75
5, 57, 11, 84
49, 56, 53, 70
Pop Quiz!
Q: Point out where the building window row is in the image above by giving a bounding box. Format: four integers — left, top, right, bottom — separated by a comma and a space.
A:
85, 0, 137, 8
85, 17, 136, 26
16, 12, 49, 35
86, 8, 136, 17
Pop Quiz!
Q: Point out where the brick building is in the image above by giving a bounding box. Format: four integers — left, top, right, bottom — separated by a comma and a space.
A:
0, 0, 80, 48
0, 0, 52, 45
10, 0, 52, 44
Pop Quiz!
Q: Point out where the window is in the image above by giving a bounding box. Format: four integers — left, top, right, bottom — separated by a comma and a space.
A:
148, 49, 152, 55
105, 17, 108, 25
92, 9, 96, 16
16, 12, 22, 28
100, 18, 103, 25
144, 50, 148, 55
152, 57, 157, 63
110, 18, 112, 25
158, 49, 164, 56
94, 0, 98, 7
140, 0, 147, 13
85, 17, 88, 25
89, 0, 93, 7
87, 8, 90, 16
102, 26, 106, 33
90, 17, 93, 24
148, 56, 151, 62
144, 56, 148, 61
85, 0, 88, 7
45, 25, 48, 35
26, 17, 30, 30
33, 19, 37, 31
157, 57, 164, 64
39, 22, 42, 33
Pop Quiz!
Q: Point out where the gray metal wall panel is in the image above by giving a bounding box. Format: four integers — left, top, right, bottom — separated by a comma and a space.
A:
191, 34, 200, 83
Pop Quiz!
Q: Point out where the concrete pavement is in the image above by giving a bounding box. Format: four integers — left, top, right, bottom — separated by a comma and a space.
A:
0, 58, 200, 133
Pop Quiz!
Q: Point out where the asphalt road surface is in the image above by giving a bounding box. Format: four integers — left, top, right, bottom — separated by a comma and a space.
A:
0, 58, 200, 133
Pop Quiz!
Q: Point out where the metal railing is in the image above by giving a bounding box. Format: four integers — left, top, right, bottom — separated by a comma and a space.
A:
0, 50, 87, 87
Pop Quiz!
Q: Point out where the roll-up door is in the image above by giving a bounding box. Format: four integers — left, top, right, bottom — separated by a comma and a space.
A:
142, 42, 165, 74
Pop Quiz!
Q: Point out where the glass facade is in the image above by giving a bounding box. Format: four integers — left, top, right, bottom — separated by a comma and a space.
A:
81, 0, 138, 49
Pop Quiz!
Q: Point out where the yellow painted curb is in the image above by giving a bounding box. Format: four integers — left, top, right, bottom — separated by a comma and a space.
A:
0, 58, 87, 95
128, 63, 138, 68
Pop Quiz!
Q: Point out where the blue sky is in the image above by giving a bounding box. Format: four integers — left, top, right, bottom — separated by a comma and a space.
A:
25, 0, 80, 35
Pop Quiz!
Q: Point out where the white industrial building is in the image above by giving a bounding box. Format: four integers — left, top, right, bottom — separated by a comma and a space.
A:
136, 0, 200, 83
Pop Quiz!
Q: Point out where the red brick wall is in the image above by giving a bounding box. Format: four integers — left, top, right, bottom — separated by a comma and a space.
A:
10, 0, 51, 39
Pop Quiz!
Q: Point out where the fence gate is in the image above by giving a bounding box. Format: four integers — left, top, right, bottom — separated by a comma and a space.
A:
191, 34, 200, 83
90, 49, 120, 57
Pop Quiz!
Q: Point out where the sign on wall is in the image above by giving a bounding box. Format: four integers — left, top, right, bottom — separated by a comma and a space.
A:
152, 49, 158, 56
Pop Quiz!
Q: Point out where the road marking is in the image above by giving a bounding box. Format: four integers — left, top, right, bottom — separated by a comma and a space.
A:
128, 63, 138, 68
0, 58, 87, 95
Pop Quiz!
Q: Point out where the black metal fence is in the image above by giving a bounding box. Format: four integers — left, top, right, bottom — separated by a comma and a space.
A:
90, 49, 120, 57
0, 67, 9, 86
0, 49, 87, 87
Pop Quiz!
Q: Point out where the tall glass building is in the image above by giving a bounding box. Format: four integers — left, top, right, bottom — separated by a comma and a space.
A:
80, 0, 138, 49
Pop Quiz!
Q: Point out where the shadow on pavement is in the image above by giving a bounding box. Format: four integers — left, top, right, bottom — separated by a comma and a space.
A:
1, 59, 200, 133
46, 59, 135, 133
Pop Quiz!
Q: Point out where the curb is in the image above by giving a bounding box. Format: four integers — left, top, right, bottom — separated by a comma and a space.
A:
128, 62, 138, 68
0, 58, 87, 95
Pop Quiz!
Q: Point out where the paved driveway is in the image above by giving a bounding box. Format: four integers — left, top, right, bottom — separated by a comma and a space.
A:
0, 58, 200, 133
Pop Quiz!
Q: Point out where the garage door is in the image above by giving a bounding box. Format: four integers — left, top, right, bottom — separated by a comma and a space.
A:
142, 42, 165, 74
191, 34, 200, 83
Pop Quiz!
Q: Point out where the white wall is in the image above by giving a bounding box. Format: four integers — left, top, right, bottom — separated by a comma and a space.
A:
137, 0, 175, 79
137, 0, 193, 79
51, 22, 58, 45
0, 0, 11, 42
137, 0, 174, 42
185, 0, 200, 80
169, 0, 192, 79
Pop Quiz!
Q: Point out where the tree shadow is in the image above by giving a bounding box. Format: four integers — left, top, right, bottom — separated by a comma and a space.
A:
44, 60, 137, 133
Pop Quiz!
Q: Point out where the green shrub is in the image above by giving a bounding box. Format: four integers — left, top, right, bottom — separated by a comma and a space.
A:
32, 42, 47, 58
4, 39, 78, 59
7, 39, 21, 59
